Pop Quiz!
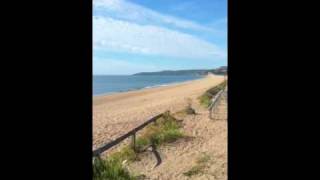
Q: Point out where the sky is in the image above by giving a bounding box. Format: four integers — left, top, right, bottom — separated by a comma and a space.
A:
93, 0, 227, 75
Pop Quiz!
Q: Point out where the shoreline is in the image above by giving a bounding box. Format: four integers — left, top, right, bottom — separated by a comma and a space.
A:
93, 75, 211, 106
93, 75, 206, 97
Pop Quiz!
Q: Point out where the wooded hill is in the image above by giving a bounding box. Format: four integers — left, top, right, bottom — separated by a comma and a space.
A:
133, 66, 227, 76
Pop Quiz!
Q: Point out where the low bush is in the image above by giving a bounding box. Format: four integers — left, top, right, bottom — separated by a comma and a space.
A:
93, 156, 136, 180
199, 81, 227, 107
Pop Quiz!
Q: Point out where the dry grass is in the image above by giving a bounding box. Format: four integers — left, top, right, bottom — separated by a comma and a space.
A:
183, 153, 212, 177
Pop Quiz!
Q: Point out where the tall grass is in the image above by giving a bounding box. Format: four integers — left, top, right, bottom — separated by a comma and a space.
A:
93, 156, 136, 180
135, 112, 184, 151
199, 81, 227, 107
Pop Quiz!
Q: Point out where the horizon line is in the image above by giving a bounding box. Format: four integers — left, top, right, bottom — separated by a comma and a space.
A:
93, 66, 228, 76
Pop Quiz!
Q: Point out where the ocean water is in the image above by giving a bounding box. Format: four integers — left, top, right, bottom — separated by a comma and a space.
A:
93, 75, 203, 96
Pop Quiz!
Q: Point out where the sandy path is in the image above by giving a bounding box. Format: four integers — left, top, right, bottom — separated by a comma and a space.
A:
92, 74, 224, 149
128, 88, 227, 180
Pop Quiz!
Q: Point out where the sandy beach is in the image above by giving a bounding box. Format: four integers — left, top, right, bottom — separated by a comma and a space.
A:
93, 74, 224, 148
93, 74, 227, 179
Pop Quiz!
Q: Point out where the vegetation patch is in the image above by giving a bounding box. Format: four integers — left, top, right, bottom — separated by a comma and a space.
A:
93, 112, 185, 180
135, 112, 184, 151
93, 156, 137, 180
183, 164, 205, 177
198, 81, 227, 107
183, 153, 212, 177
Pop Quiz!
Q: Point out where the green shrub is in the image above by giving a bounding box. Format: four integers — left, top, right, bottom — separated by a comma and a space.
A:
140, 113, 184, 147
135, 138, 150, 152
93, 156, 136, 180
199, 94, 212, 107
110, 146, 137, 162
199, 81, 227, 107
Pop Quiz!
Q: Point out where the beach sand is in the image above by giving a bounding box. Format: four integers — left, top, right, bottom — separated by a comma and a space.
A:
93, 74, 224, 149
93, 74, 227, 179
128, 86, 227, 179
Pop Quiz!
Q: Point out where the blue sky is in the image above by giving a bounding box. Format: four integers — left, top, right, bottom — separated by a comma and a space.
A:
93, 0, 227, 75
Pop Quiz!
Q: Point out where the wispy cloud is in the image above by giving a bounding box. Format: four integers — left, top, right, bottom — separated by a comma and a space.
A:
207, 17, 227, 29
93, 16, 226, 59
93, 0, 214, 32
93, 0, 227, 75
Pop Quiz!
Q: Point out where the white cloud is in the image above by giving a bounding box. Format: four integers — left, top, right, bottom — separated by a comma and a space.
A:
93, 0, 214, 32
93, 16, 226, 60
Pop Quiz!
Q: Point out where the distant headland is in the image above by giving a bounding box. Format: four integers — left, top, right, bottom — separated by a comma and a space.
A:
132, 66, 227, 76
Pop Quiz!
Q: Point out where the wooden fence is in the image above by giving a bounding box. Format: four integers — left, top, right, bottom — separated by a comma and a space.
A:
209, 86, 227, 119
93, 112, 167, 157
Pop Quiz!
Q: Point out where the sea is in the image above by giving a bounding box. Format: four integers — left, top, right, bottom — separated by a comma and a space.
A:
93, 75, 204, 96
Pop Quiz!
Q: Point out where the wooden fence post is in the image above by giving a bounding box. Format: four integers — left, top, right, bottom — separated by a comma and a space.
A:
163, 111, 170, 121
131, 132, 136, 151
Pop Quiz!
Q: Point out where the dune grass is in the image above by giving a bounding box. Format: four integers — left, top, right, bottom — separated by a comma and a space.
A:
199, 81, 227, 107
183, 153, 212, 177
135, 112, 184, 151
93, 112, 184, 180
93, 156, 137, 180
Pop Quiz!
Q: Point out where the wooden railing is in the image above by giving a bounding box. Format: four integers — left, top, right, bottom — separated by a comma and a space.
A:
209, 86, 227, 119
92, 112, 167, 157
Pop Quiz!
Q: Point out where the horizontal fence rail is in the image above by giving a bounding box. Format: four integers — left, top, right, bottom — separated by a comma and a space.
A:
208, 89, 224, 110
93, 113, 165, 157
209, 86, 227, 119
